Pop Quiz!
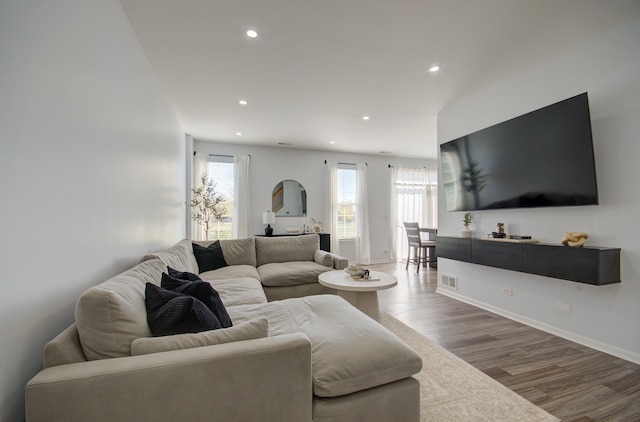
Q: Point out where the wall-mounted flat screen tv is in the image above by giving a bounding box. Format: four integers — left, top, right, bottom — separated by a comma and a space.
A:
440, 92, 598, 212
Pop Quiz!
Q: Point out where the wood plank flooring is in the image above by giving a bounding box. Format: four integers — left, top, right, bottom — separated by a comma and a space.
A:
372, 262, 640, 422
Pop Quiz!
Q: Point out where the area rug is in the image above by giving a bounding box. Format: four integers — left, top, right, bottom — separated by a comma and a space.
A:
379, 312, 560, 421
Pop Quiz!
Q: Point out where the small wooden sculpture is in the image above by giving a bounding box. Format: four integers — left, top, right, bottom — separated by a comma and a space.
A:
497, 222, 505, 234
561, 231, 589, 247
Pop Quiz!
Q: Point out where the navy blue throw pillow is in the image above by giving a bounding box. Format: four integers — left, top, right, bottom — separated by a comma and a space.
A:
192, 241, 228, 273
162, 269, 232, 328
167, 266, 202, 282
145, 283, 221, 337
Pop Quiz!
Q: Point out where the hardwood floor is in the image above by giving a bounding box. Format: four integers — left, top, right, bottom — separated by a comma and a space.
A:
372, 262, 640, 422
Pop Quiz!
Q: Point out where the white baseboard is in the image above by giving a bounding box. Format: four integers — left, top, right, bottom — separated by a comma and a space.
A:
369, 259, 397, 265
436, 287, 640, 366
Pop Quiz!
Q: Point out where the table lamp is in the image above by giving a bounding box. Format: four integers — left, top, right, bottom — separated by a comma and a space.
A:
263, 211, 275, 236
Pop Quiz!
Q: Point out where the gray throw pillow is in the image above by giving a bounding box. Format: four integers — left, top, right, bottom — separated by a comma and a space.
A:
314, 250, 333, 267
130, 318, 269, 355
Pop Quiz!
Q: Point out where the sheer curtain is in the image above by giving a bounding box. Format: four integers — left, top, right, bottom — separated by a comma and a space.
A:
390, 166, 438, 261
233, 155, 251, 239
355, 163, 371, 265
191, 152, 208, 241
325, 161, 340, 255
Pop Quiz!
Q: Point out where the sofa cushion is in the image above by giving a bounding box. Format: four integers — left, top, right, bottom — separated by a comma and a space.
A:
258, 261, 333, 287
199, 264, 260, 282
209, 278, 267, 306
75, 258, 166, 360
192, 241, 228, 272
220, 237, 257, 266
145, 283, 222, 336
194, 237, 257, 267
130, 318, 269, 355
255, 234, 319, 266
161, 271, 232, 328
282, 295, 423, 397
43, 324, 87, 368
227, 302, 299, 337
314, 250, 334, 267
142, 239, 200, 274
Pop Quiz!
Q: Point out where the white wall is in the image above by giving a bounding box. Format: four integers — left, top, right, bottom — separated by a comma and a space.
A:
437, 18, 640, 363
0, 1, 185, 419
193, 141, 435, 263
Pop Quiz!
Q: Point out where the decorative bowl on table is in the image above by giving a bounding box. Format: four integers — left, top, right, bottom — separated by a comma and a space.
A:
286, 227, 300, 234
344, 265, 368, 279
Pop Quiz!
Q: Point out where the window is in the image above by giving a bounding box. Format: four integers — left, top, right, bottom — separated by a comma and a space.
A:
391, 167, 437, 260
207, 158, 234, 240
337, 166, 356, 239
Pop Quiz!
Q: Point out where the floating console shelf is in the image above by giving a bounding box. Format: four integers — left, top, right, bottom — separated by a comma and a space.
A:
436, 236, 620, 286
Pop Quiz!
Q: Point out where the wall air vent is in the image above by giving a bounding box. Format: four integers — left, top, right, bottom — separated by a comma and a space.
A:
441, 274, 458, 290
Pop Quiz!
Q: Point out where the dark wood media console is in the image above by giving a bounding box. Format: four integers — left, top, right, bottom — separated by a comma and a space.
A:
436, 236, 621, 286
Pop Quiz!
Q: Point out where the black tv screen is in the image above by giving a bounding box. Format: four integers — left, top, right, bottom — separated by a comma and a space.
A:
440, 93, 599, 211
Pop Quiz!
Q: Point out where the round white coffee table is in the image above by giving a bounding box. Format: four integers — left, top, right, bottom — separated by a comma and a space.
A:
318, 270, 397, 321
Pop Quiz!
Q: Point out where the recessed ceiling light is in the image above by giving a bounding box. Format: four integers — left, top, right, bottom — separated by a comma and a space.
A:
246, 29, 258, 38
362, 116, 370, 121
329, 141, 335, 144
429, 65, 441, 72
238, 99, 248, 105
236, 132, 242, 136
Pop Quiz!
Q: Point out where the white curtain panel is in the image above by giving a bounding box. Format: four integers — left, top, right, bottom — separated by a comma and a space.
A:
355, 163, 371, 265
324, 161, 340, 255
233, 155, 252, 239
390, 167, 437, 261
191, 152, 208, 241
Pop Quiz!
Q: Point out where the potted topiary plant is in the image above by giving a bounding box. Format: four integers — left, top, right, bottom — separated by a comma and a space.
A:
461, 212, 473, 238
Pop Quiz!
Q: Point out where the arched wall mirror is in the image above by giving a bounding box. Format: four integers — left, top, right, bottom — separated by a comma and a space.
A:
272, 179, 307, 217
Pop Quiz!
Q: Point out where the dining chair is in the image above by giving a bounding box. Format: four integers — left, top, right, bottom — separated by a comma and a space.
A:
403, 222, 436, 272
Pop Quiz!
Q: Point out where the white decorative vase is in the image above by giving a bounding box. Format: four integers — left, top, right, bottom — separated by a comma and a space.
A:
460, 227, 472, 238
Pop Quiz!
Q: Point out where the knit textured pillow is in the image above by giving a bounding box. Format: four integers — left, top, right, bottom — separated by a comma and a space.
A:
166, 266, 202, 282
192, 241, 228, 272
145, 283, 221, 336
162, 270, 232, 328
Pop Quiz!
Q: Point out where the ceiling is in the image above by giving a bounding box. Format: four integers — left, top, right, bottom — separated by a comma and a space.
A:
119, 0, 640, 159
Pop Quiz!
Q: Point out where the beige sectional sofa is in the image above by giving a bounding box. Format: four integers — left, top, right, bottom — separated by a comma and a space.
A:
26, 234, 422, 421
149, 235, 348, 301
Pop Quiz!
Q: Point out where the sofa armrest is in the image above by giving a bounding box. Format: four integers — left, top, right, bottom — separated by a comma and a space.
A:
329, 253, 349, 270
26, 333, 312, 422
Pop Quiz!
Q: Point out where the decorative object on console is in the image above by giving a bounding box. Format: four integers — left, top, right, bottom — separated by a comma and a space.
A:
561, 231, 589, 247
312, 217, 324, 233
497, 222, 505, 234
460, 212, 473, 238
262, 211, 275, 236
286, 227, 300, 234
